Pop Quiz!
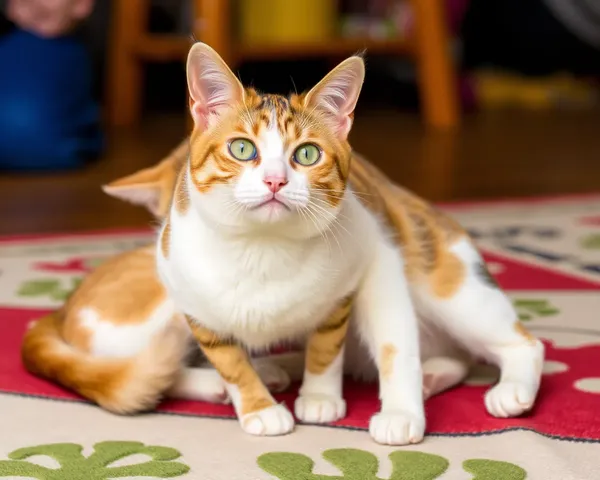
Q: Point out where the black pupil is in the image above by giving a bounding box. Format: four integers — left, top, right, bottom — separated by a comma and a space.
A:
240, 142, 245, 154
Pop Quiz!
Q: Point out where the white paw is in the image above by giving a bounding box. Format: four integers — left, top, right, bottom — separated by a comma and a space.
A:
485, 381, 536, 417
241, 404, 295, 436
295, 394, 346, 424
253, 359, 291, 393
369, 411, 425, 446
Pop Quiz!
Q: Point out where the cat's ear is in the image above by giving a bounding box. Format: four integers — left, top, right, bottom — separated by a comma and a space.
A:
187, 42, 245, 129
102, 158, 177, 218
304, 56, 365, 139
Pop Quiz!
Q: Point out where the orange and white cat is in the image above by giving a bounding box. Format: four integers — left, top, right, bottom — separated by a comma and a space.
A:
21, 142, 291, 414
156, 42, 544, 446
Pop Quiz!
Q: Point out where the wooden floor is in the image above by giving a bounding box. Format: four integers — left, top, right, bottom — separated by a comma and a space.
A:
1, 107, 599, 235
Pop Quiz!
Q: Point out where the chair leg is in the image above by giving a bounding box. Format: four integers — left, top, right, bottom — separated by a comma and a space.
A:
186, 0, 234, 133
106, 0, 149, 127
411, 0, 460, 129
194, 0, 233, 62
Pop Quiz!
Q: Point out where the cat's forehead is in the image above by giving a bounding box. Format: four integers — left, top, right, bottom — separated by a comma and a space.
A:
256, 93, 292, 112
245, 89, 299, 113
240, 89, 305, 138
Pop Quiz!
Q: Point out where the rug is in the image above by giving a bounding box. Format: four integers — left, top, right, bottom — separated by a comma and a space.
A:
0, 194, 599, 479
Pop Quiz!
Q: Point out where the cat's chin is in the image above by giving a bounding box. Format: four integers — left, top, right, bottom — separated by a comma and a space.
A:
247, 200, 293, 224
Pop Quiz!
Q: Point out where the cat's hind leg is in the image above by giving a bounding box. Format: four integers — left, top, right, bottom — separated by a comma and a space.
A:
422, 356, 470, 400
414, 238, 544, 417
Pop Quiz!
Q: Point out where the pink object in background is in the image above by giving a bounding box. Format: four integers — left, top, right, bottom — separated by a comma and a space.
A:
445, 0, 470, 34
7, 0, 95, 38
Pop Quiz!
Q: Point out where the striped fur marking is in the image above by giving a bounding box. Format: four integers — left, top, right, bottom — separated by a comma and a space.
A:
186, 318, 274, 415
306, 299, 352, 374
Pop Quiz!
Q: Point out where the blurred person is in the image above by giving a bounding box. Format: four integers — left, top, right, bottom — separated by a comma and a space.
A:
5, 0, 95, 38
0, 0, 102, 170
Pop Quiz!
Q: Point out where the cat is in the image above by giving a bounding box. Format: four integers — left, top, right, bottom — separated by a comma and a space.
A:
21, 141, 291, 414
22, 138, 486, 416
156, 42, 545, 446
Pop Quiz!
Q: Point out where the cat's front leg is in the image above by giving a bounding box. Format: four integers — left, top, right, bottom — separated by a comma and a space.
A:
355, 241, 425, 446
187, 317, 295, 436
294, 298, 352, 424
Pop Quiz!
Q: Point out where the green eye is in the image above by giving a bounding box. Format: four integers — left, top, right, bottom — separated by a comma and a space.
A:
228, 138, 257, 161
293, 143, 321, 166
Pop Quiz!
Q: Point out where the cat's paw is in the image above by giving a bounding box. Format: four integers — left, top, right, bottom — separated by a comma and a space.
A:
369, 411, 425, 446
485, 381, 536, 417
241, 404, 295, 436
295, 394, 346, 424
253, 359, 291, 393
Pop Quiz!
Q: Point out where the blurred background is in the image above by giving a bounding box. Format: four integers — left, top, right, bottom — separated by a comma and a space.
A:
0, 0, 599, 234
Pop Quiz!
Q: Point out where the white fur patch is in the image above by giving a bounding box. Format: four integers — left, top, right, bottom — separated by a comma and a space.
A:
80, 301, 177, 358
259, 121, 286, 176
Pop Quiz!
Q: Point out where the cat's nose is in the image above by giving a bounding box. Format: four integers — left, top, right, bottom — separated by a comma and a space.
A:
263, 176, 288, 193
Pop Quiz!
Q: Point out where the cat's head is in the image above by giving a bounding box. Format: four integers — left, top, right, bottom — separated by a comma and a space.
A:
183, 42, 365, 236
102, 139, 188, 219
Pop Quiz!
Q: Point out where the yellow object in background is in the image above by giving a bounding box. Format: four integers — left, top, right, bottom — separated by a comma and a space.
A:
474, 70, 598, 110
239, 0, 336, 44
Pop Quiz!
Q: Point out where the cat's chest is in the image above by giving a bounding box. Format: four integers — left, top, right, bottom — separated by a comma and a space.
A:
190, 245, 332, 305
166, 227, 355, 343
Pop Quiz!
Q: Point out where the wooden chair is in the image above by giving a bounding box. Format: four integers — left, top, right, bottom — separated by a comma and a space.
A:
106, 0, 459, 129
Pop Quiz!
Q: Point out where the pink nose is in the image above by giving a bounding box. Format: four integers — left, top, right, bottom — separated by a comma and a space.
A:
263, 176, 288, 193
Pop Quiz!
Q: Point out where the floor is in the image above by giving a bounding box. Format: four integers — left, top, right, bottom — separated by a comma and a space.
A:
1, 107, 599, 235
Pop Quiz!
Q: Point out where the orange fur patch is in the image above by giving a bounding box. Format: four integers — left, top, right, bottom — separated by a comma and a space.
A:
306, 299, 352, 374
161, 218, 171, 258
515, 321, 538, 345
380, 344, 398, 381
104, 138, 187, 219
430, 251, 466, 299
174, 167, 190, 214
187, 319, 275, 415
63, 246, 167, 331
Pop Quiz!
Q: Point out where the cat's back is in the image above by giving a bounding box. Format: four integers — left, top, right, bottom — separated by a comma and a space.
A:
350, 153, 468, 282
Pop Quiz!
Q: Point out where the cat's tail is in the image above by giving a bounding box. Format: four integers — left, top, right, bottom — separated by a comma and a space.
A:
21, 312, 188, 414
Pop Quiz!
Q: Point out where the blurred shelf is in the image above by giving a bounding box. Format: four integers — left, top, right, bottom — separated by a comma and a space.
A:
108, 0, 458, 128
239, 37, 414, 61
134, 35, 412, 63
135, 35, 192, 61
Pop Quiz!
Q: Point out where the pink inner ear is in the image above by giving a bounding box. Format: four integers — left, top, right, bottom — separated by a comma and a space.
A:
336, 116, 353, 138
191, 103, 209, 129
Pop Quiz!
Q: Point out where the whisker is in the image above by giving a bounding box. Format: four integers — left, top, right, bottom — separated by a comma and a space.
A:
309, 206, 344, 259
308, 197, 351, 222
308, 201, 357, 253
302, 204, 334, 257
290, 75, 298, 96
311, 187, 376, 199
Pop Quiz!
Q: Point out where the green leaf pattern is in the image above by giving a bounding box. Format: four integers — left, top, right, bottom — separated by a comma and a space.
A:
0, 441, 189, 479
513, 298, 559, 321
18, 277, 82, 301
258, 449, 526, 480
580, 233, 600, 250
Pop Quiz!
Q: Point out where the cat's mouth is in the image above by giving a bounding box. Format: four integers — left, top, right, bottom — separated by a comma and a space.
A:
251, 196, 291, 211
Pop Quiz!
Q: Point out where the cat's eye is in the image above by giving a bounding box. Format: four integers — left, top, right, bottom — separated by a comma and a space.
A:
228, 138, 257, 161
293, 143, 321, 166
